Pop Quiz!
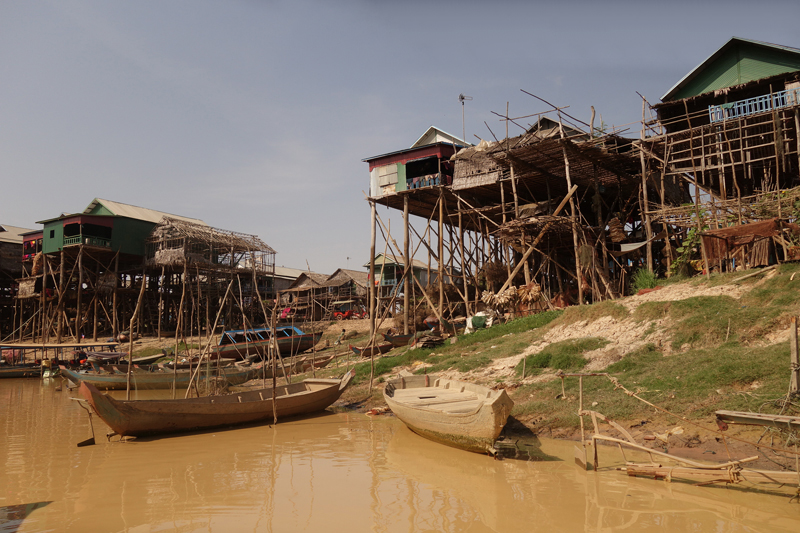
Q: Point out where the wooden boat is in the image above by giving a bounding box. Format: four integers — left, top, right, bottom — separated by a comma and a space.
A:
249, 352, 335, 379
349, 343, 393, 357
59, 363, 255, 391
132, 353, 166, 365
79, 370, 355, 437
383, 373, 514, 454
0, 364, 41, 379
213, 326, 322, 360
382, 332, 415, 348
85, 351, 125, 364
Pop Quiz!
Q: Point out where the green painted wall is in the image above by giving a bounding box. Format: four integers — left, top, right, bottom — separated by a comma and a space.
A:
672, 42, 800, 100
395, 163, 407, 192
111, 218, 156, 256
41, 217, 154, 256
42, 222, 64, 254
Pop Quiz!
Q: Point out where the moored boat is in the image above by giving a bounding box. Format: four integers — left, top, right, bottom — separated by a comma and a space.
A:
213, 326, 322, 360
60, 363, 255, 390
383, 373, 514, 454
382, 332, 415, 348
79, 370, 355, 437
349, 343, 393, 357
0, 364, 41, 379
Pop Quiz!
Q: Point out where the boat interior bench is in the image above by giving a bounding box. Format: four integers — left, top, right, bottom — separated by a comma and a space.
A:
391, 388, 484, 413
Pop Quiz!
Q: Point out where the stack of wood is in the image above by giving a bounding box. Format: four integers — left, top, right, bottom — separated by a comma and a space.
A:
516, 282, 541, 304
481, 286, 517, 307
414, 335, 444, 348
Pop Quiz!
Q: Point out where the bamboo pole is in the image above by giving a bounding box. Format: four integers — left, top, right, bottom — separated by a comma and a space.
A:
172, 262, 188, 398
92, 262, 99, 341
497, 185, 578, 295
640, 99, 654, 272
368, 200, 377, 395
558, 115, 583, 304
76, 245, 83, 343
184, 280, 234, 398
791, 316, 799, 394
157, 266, 165, 340
112, 254, 119, 339
403, 195, 410, 335
56, 250, 64, 343
125, 270, 147, 400
458, 198, 470, 315
438, 189, 445, 317
270, 304, 278, 425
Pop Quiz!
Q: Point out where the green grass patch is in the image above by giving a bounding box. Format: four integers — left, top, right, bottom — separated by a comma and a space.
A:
511, 340, 791, 428
557, 301, 629, 327
633, 301, 671, 322
516, 337, 608, 376
344, 310, 565, 383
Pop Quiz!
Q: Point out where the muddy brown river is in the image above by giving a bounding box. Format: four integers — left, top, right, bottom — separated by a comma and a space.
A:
1, 379, 799, 532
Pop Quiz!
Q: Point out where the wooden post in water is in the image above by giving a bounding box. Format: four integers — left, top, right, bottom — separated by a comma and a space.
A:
126, 270, 147, 400
157, 266, 165, 340
791, 316, 799, 394
403, 194, 410, 335
112, 253, 119, 340
76, 245, 83, 343
368, 200, 377, 395
270, 303, 279, 425
172, 262, 188, 399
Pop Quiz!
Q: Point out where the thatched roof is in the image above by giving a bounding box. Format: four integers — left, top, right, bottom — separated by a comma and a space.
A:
147, 217, 275, 254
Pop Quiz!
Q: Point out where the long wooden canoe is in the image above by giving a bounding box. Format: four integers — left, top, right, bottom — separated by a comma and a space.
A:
349, 343, 393, 357
382, 333, 415, 348
383, 374, 514, 454
0, 364, 41, 379
79, 370, 355, 437
212, 326, 322, 360
60, 364, 254, 390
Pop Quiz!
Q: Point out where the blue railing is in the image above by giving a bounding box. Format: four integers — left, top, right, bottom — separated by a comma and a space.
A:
709, 88, 800, 123
63, 235, 112, 248
407, 174, 444, 190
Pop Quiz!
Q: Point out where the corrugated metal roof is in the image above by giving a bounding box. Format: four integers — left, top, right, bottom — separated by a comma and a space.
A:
662, 37, 800, 101
363, 253, 428, 269
411, 126, 470, 148
84, 198, 207, 225
273, 266, 307, 279
0, 224, 36, 244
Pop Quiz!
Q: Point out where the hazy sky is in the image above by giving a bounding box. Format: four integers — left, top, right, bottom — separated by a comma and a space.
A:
2, 0, 799, 273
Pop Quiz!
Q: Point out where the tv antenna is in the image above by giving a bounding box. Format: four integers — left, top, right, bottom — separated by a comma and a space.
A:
458, 93, 472, 144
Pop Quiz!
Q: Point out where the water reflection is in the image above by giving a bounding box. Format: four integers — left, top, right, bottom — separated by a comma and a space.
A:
0, 379, 798, 532
0, 502, 51, 533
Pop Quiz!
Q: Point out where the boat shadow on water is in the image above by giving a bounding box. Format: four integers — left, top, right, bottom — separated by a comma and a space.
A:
493, 417, 562, 462
120, 410, 340, 443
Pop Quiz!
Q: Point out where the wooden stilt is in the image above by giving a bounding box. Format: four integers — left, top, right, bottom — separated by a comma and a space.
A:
403, 195, 410, 335
368, 200, 377, 395
558, 116, 583, 304
438, 189, 445, 317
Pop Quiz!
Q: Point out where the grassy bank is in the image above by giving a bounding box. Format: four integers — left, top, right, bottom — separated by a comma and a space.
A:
337, 262, 800, 432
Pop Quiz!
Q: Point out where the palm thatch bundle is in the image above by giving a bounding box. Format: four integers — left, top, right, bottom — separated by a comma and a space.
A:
517, 282, 541, 304
481, 286, 517, 307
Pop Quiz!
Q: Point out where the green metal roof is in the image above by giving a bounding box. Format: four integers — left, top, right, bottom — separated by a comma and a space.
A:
662, 37, 800, 102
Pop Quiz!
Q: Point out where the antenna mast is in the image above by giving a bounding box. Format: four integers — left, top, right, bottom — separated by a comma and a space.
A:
458, 93, 472, 143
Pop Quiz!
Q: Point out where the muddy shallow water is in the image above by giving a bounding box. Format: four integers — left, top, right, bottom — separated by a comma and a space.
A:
1, 379, 799, 532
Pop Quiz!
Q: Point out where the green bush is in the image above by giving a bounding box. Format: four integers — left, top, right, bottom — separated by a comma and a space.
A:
630, 268, 657, 294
